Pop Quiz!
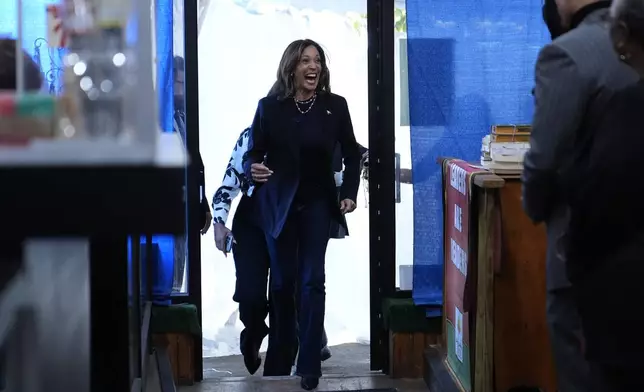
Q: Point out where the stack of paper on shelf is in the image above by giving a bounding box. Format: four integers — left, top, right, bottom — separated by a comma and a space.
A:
480, 125, 532, 173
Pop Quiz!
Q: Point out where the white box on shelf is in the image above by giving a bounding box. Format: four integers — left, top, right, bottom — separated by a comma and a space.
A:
489, 142, 530, 163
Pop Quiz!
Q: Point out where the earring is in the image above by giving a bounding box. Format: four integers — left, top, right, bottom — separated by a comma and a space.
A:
620, 53, 631, 61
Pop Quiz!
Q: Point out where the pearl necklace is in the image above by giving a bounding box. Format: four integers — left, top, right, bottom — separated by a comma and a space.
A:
294, 93, 316, 114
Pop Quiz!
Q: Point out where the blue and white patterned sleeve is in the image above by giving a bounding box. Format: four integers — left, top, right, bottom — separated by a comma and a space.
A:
212, 128, 253, 225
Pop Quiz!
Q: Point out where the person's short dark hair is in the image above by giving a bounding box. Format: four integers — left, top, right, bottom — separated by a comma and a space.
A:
612, 0, 644, 44
173, 56, 185, 72
0, 38, 43, 91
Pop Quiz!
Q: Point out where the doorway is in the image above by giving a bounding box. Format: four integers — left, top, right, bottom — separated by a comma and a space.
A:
198, 0, 371, 376
180, 0, 403, 381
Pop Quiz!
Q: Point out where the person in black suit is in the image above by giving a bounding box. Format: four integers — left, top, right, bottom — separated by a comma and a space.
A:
522, 1, 637, 390
172, 56, 211, 290
563, 1, 644, 390
328, 143, 368, 240
243, 39, 361, 390
172, 56, 212, 233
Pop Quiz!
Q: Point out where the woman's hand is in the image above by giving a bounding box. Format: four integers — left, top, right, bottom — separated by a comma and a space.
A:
339, 199, 356, 214
250, 163, 273, 183
213, 223, 231, 255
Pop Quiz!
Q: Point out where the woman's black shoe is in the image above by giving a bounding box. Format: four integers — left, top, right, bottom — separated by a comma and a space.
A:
320, 346, 332, 362
243, 354, 261, 376
240, 329, 261, 375
300, 376, 319, 390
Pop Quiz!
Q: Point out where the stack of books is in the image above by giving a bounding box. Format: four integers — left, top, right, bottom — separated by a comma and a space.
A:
490, 124, 531, 143
481, 125, 531, 173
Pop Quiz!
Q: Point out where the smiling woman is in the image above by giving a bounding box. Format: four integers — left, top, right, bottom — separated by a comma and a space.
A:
267, 39, 330, 100
243, 38, 362, 390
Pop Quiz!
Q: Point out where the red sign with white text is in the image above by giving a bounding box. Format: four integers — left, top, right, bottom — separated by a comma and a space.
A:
443, 159, 486, 390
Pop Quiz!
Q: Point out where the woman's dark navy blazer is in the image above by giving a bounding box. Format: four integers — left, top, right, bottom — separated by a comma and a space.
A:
243, 92, 361, 239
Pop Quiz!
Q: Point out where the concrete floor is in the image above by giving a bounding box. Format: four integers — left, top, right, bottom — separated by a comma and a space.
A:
203, 343, 372, 379
179, 375, 428, 392
179, 344, 428, 392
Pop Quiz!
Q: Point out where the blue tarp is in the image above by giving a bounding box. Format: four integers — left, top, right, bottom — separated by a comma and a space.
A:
153, 0, 177, 284
128, 236, 175, 304
406, 0, 549, 306
157, 0, 175, 133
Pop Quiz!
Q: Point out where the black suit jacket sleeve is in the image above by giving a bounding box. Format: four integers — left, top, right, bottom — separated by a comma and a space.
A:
338, 97, 361, 202
522, 44, 586, 222
193, 151, 210, 227
198, 153, 210, 213
243, 100, 267, 181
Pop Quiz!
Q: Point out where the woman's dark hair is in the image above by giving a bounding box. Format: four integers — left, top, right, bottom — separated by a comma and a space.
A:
543, 0, 565, 40
267, 39, 331, 100
0, 38, 43, 91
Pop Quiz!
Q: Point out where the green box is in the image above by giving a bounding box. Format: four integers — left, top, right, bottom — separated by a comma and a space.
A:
17, 94, 55, 118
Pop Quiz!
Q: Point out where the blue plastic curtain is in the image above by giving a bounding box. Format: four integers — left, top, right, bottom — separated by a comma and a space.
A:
406, 0, 549, 307
157, 0, 174, 133
153, 0, 177, 299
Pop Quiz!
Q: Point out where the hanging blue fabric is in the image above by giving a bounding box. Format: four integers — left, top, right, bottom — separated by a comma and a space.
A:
124, 0, 177, 303
150, 0, 177, 303
156, 0, 174, 133
405, 0, 549, 307
125, 0, 177, 304
128, 236, 176, 305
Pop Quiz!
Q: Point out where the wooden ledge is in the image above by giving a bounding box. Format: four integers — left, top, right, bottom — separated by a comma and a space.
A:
472, 173, 505, 189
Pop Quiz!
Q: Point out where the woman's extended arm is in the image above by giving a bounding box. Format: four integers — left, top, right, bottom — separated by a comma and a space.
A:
212, 128, 252, 225
243, 100, 269, 181
337, 98, 361, 203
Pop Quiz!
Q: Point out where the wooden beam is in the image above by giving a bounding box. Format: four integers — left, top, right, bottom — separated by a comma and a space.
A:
473, 189, 496, 392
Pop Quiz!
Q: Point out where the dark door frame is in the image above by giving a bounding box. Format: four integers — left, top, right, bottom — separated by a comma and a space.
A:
367, 0, 396, 372
181, 0, 397, 377
178, 0, 204, 382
